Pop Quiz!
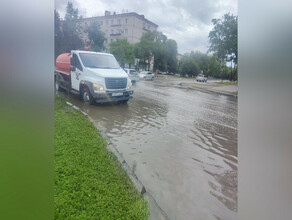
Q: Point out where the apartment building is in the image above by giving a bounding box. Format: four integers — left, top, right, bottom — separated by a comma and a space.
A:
79, 10, 158, 48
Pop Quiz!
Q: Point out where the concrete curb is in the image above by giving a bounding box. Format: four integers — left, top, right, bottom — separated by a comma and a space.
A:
65, 102, 170, 220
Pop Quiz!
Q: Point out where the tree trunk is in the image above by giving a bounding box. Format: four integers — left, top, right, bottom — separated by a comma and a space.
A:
230, 59, 233, 81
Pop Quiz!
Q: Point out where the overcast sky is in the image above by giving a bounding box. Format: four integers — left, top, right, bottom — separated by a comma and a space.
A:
55, 0, 237, 54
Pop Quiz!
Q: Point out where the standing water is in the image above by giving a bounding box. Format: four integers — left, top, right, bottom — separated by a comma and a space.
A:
61, 77, 237, 220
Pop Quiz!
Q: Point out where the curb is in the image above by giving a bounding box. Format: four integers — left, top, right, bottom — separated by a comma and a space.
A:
65, 102, 170, 220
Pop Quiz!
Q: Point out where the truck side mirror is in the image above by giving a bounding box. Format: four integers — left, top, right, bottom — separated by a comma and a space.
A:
70, 66, 76, 71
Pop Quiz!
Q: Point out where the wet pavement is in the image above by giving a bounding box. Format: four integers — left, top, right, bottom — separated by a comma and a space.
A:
60, 76, 237, 220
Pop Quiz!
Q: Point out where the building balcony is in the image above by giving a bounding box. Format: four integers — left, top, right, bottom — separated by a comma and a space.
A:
110, 33, 121, 36
110, 24, 122, 27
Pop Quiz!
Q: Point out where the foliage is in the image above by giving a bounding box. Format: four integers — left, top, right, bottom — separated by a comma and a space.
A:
54, 96, 148, 219
178, 51, 224, 78
109, 39, 135, 68
165, 39, 178, 73
179, 56, 200, 77
54, 10, 63, 59
207, 55, 221, 78
134, 30, 178, 72
134, 37, 153, 70
190, 51, 209, 75
61, 2, 84, 52
86, 22, 106, 52
208, 13, 238, 80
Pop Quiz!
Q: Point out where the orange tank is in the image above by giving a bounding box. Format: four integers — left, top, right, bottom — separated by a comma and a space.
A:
56, 53, 71, 72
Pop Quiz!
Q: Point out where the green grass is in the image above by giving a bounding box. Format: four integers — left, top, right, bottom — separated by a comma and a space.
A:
54, 96, 148, 219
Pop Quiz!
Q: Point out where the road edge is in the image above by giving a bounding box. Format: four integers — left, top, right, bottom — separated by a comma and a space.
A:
65, 101, 170, 220
175, 83, 238, 97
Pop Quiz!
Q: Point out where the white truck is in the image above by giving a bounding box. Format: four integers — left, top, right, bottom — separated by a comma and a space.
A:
55, 50, 133, 104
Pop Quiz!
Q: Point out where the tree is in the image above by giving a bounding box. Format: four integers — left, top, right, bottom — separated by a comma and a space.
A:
134, 37, 153, 70
86, 22, 106, 52
207, 55, 221, 78
179, 55, 200, 77
54, 9, 63, 59
109, 39, 134, 68
62, 2, 84, 52
190, 51, 209, 75
208, 13, 238, 81
165, 39, 178, 73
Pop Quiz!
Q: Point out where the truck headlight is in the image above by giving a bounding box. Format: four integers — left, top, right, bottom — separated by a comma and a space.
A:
93, 83, 104, 91
127, 82, 132, 89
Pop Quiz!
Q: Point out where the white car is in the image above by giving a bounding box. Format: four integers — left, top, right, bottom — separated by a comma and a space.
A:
196, 74, 208, 82
139, 71, 155, 80
124, 68, 139, 83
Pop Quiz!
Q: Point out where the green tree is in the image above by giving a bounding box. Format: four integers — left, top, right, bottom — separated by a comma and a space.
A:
208, 13, 238, 80
54, 9, 63, 59
86, 22, 106, 52
207, 55, 221, 78
134, 37, 153, 70
165, 39, 178, 73
179, 55, 199, 77
62, 2, 84, 52
134, 30, 178, 72
190, 51, 209, 75
109, 39, 135, 68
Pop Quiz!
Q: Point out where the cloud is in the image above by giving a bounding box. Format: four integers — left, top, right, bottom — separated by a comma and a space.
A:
55, 0, 237, 54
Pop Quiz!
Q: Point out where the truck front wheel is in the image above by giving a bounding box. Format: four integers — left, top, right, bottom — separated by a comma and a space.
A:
81, 87, 95, 105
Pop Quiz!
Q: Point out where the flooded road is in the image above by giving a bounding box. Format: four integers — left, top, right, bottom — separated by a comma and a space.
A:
61, 77, 237, 220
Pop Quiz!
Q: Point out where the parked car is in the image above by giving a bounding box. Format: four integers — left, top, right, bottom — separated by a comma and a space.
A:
196, 74, 208, 82
124, 68, 139, 83
139, 71, 155, 80
161, 72, 167, 75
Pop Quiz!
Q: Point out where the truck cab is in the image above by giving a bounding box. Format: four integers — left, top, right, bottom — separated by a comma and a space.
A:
55, 50, 133, 104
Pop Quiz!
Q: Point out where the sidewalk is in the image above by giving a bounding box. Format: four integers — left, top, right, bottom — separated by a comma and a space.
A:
177, 81, 238, 97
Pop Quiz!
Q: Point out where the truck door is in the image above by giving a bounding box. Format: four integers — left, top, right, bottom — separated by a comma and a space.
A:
71, 53, 83, 91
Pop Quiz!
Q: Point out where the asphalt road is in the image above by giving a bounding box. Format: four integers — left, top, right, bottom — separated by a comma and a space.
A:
61, 76, 238, 220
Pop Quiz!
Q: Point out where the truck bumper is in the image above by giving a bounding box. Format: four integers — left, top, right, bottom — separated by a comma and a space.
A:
92, 90, 134, 103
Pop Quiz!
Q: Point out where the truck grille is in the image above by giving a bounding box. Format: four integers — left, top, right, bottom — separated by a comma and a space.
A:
105, 78, 127, 89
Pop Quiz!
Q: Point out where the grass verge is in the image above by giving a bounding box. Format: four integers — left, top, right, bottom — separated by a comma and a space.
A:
54, 96, 148, 219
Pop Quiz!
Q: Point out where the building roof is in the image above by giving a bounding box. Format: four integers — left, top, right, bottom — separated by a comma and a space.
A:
80, 12, 158, 28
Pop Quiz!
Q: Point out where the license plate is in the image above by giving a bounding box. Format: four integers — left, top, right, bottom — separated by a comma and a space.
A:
112, 92, 123, 96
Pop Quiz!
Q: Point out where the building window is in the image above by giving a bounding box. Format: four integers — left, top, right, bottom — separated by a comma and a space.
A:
148, 25, 150, 30
143, 23, 146, 28
105, 30, 108, 35
111, 30, 114, 34
111, 20, 113, 25
100, 20, 103, 25
125, 29, 128, 35
106, 20, 108, 26
110, 39, 113, 42
125, 18, 128, 24
118, 19, 121, 24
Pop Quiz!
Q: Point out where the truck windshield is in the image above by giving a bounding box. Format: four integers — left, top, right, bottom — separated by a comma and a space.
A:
79, 53, 120, 69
